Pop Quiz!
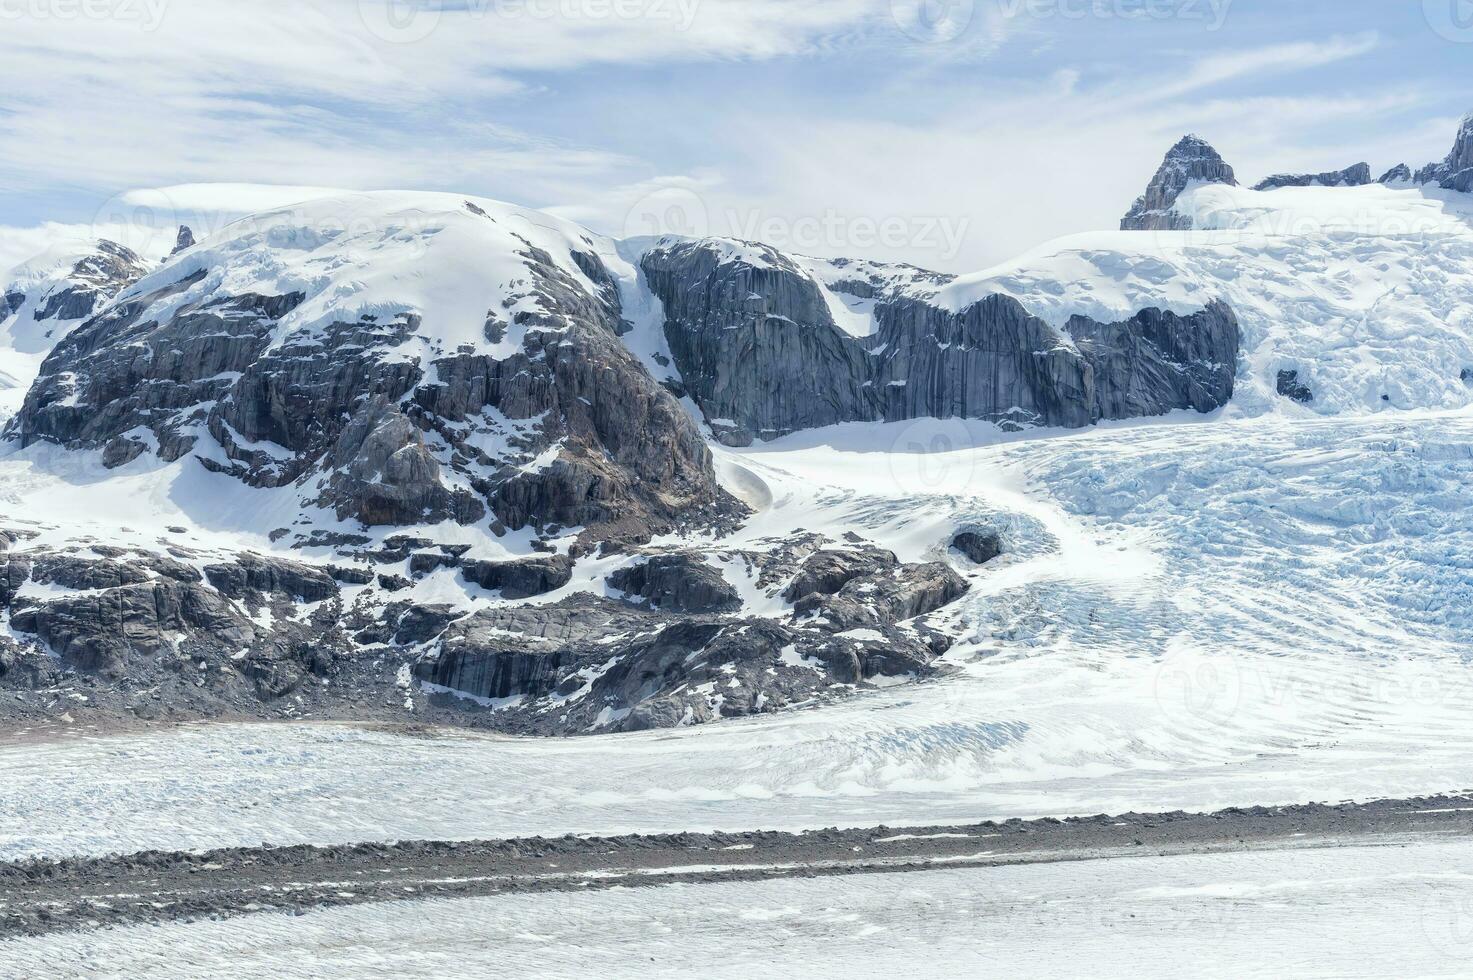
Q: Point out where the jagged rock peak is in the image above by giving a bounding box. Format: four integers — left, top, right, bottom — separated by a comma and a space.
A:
170, 225, 196, 256
1121, 134, 1238, 231
1379, 163, 1412, 184
1254, 163, 1371, 191
1415, 110, 1473, 192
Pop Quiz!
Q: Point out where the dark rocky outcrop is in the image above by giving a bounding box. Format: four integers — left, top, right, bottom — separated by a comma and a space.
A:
1276, 369, 1313, 404
1121, 135, 1238, 231
642, 240, 1239, 444
951, 530, 1002, 565
9, 579, 255, 679
608, 553, 742, 613
1253, 163, 1371, 191
0, 527, 970, 734
461, 554, 574, 599
170, 225, 196, 256
5, 205, 742, 551
204, 553, 340, 603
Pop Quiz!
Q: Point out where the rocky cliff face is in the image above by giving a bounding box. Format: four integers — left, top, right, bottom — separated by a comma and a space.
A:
1253, 163, 1371, 191
1120, 135, 1238, 231
641, 238, 1239, 445
6, 194, 740, 551
1416, 113, 1473, 193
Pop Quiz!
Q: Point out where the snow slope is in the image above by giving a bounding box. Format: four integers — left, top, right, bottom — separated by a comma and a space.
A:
942, 183, 1473, 418
0, 241, 126, 426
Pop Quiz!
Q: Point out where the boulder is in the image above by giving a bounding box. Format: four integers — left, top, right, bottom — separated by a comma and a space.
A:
461, 554, 574, 598
609, 554, 742, 613
951, 530, 1002, 565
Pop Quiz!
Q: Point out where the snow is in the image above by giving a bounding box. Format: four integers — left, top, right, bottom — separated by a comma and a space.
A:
940, 183, 1473, 419
119, 191, 623, 367
8, 839, 1473, 978
6, 409, 1473, 859
3, 185, 1473, 868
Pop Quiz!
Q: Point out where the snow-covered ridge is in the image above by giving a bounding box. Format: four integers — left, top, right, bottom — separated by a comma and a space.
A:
942, 182, 1473, 417
116, 191, 628, 362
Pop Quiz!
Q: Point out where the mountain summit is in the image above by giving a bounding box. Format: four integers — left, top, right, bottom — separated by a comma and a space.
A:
1417, 111, 1473, 192
1120, 135, 1238, 231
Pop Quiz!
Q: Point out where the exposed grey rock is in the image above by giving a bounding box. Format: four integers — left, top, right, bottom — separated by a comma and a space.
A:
1277, 369, 1313, 404
10, 579, 255, 678
782, 546, 899, 603
1416, 113, 1473, 192
1253, 163, 1371, 191
642, 240, 1239, 444
461, 554, 574, 599
392, 603, 462, 645
204, 553, 340, 603
793, 560, 967, 631
609, 553, 742, 613
409, 551, 459, 575
951, 530, 1002, 565
30, 241, 148, 323
170, 225, 196, 256
1, 528, 970, 734
1121, 135, 1238, 231
6, 219, 741, 551
1067, 302, 1240, 418
1379, 163, 1412, 184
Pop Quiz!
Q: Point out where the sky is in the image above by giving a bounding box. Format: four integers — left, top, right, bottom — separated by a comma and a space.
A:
0, 0, 1470, 274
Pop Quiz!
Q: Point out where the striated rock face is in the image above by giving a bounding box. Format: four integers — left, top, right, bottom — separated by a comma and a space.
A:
5, 195, 741, 550
642, 239, 1239, 444
1121, 135, 1238, 231
1254, 163, 1371, 191
1417, 113, 1473, 192
413, 536, 967, 733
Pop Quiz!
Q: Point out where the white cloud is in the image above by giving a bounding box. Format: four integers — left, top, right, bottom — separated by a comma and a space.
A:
1143, 33, 1382, 103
